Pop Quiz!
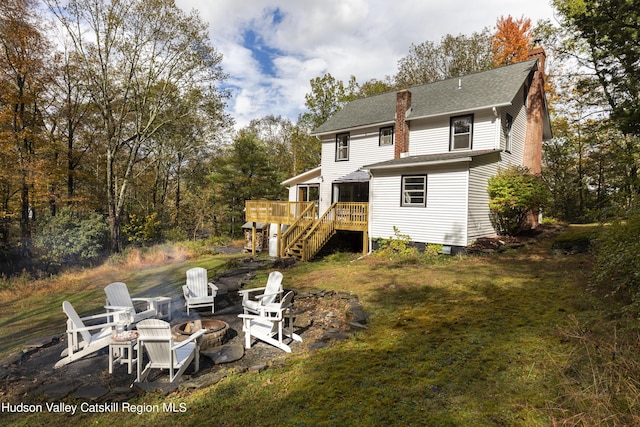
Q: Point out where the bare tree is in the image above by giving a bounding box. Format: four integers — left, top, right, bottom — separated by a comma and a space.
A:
395, 30, 493, 87
45, 0, 228, 251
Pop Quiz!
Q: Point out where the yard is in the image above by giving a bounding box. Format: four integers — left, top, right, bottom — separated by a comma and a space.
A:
2, 226, 638, 426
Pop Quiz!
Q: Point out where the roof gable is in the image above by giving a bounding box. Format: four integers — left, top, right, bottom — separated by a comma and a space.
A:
312, 59, 538, 135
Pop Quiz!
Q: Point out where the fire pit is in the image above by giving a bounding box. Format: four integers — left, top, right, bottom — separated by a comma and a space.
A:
172, 319, 229, 349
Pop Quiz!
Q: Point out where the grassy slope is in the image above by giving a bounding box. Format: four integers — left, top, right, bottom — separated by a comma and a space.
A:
5, 228, 631, 426
0, 246, 235, 359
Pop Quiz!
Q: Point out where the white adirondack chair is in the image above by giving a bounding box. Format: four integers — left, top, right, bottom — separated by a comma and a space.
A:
238, 271, 283, 315
104, 282, 157, 325
238, 291, 302, 353
135, 318, 206, 383
54, 301, 126, 369
183, 267, 218, 315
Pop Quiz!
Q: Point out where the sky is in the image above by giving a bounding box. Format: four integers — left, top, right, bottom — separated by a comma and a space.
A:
174, 0, 558, 129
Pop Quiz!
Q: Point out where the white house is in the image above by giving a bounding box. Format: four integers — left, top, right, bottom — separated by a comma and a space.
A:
247, 48, 551, 259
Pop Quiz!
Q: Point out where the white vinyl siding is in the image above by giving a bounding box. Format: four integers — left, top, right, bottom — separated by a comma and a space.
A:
408, 110, 499, 156
499, 88, 528, 167
369, 163, 469, 247
467, 153, 500, 243
301, 94, 530, 249
319, 126, 394, 213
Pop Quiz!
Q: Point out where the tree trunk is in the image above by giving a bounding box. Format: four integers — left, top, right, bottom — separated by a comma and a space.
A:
106, 149, 120, 252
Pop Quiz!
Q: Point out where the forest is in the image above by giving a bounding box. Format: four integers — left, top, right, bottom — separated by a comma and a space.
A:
0, 0, 639, 284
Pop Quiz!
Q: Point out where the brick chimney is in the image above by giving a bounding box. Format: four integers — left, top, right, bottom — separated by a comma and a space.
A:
523, 46, 546, 175
395, 89, 411, 159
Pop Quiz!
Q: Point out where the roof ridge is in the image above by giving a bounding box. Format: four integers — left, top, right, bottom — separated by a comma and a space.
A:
338, 59, 538, 104
397, 58, 537, 92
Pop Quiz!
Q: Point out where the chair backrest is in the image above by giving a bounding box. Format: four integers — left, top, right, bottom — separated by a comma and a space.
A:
264, 291, 294, 335
262, 271, 284, 305
186, 267, 209, 297
104, 282, 134, 309
62, 301, 91, 343
136, 318, 172, 363
280, 290, 294, 310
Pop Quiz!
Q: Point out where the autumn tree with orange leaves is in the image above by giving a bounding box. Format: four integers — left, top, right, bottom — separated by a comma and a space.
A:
0, 0, 53, 255
492, 15, 533, 66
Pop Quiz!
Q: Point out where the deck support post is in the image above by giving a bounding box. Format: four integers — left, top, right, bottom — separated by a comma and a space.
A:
362, 229, 368, 255
251, 222, 256, 255
276, 224, 283, 258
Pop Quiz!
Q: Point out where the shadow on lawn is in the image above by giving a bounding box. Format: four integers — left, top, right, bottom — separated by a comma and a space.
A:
1, 233, 598, 425
195, 244, 592, 426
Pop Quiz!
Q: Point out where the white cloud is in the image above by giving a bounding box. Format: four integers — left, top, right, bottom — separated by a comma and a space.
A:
175, 0, 556, 128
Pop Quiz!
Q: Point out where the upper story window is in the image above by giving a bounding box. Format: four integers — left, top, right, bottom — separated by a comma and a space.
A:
504, 114, 513, 153
401, 175, 427, 207
379, 126, 394, 146
336, 133, 349, 161
450, 114, 473, 151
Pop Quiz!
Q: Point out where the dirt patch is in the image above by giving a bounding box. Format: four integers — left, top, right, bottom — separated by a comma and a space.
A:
466, 223, 565, 254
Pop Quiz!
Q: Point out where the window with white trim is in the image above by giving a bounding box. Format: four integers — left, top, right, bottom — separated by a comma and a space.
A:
504, 114, 513, 153
336, 133, 349, 161
401, 175, 427, 207
450, 114, 473, 151
298, 184, 319, 203
379, 126, 394, 146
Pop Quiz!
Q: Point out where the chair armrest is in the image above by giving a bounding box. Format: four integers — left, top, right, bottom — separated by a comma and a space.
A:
182, 285, 193, 298
237, 287, 266, 296
104, 304, 133, 312
259, 302, 289, 318
238, 314, 260, 320
172, 329, 206, 350
83, 309, 129, 321
255, 289, 284, 300
68, 318, 122, 333
208, 282, 218, 291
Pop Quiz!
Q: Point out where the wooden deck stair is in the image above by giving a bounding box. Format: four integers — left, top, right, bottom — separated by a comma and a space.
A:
245, 201, 368, 261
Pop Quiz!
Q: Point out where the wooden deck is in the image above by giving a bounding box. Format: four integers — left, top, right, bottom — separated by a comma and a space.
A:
245, 201, 313, 225
245, 201, 368, 231
245, 201, 369, 260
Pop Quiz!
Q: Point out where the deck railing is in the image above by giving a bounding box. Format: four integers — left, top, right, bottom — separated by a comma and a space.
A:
245, 201, 314, 224
244, 200, 368, 260
333, 202, 368, 230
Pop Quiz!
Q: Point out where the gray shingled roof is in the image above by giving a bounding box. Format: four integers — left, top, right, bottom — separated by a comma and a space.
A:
363, 149, 501, 170
312, 59, 538, 135
334, 169, 371, 183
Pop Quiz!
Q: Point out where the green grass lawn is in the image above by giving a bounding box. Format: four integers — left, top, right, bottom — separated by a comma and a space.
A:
3, 228, 638, 426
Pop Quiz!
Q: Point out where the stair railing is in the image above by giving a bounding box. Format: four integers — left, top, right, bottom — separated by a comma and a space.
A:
299, 203, 338, 261
280, 202, 317, 257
